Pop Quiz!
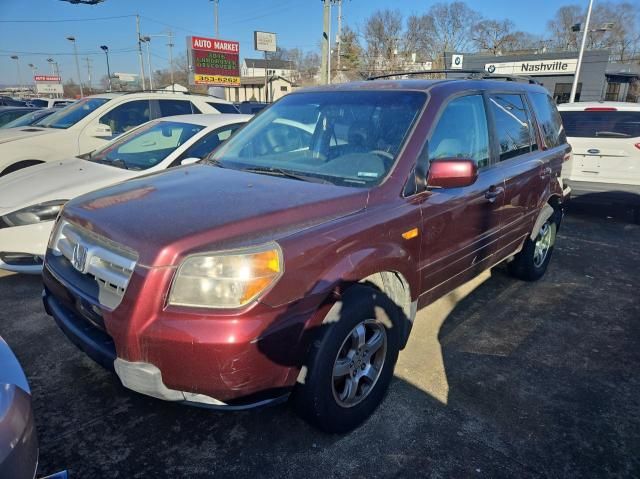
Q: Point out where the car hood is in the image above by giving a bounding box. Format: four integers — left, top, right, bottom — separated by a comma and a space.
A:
63, 165, 369, 267
0, 158, 137, 212
0, 126, 57, 144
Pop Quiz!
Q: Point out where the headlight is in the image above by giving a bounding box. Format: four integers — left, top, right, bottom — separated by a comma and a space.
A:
0, 200, 66, 227
168, 243, 283, 309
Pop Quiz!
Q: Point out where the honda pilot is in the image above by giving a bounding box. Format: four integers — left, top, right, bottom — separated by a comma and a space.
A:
43, 77, 571, 433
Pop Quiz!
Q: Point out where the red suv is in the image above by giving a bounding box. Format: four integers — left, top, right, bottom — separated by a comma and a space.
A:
43, 77, 571, 432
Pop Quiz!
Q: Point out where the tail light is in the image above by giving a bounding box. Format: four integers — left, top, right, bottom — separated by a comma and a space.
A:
634, 143, 640, 150
563, 152, 572, 162
584, 107, 617, 111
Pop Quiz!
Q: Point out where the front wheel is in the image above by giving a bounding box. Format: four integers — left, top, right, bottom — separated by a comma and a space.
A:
293, 284, 402, 433
508, 217, 557, 281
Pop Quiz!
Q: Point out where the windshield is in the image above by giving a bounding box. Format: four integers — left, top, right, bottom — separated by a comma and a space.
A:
210, 90, 425, 187
35, 97, 109, 129
88, 120, 205, 170
1, 109, 54, 129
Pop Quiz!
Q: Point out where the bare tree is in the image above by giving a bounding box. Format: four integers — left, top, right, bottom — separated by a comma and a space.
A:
546, 5, 582, 51
472, 19, 518, 55
363, 9, 404, 75
423, 1, 479, 66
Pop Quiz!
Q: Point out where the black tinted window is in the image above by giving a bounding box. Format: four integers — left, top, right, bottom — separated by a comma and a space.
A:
489, 94, 536, 161
559, 111, 640, 138
181, 123, 242, 161
429, 95, 490, 168
157, 99, 195, 117
207, 102, 240, 114
99, 100, 150, 135
530, 93, 566, 148
29, 99, 48, 107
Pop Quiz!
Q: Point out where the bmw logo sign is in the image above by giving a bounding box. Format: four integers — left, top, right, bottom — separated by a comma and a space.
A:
487, 65, 496, 73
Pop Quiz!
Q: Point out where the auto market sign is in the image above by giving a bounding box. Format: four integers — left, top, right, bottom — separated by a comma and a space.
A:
34, 75, 63, 95
188, 35, 240, 87
485, 59, 577, 76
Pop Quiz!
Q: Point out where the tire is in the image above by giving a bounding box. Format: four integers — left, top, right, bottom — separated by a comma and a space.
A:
508, 216, 557, 281
293, 284, 402, 433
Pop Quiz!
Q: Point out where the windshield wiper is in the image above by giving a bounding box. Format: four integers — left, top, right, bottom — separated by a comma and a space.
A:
96, 158, 129, 170
595, 131, 630, 138
202, 157, 225, 168
240, 166, 332, 184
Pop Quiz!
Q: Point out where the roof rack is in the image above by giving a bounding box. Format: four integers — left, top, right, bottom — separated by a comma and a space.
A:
104, 89, 231, 101
367, 69, 541, 85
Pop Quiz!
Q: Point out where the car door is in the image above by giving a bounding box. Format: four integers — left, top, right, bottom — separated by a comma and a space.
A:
417, 93, 505, 305
486, 92, 547, 256
79, 99, 151, 154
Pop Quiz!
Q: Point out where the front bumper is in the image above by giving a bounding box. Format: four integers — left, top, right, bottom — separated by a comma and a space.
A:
43, 263, 319, 408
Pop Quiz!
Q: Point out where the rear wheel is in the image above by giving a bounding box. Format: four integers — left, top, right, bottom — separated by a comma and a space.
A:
293, 284, 401, 433
508, 216, 557, 281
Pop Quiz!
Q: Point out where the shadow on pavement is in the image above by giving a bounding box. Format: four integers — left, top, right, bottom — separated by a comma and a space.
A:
0, 211, 639, 478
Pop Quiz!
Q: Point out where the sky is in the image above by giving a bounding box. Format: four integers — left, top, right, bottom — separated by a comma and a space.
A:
0, 0, 590, 87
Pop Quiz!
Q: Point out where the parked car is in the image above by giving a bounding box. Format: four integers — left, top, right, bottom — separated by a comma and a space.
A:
0, 106, 41, 127
558, 101, 640, 218
0, 335, 67, 478
0, 108, 56, 129
0, 113, 250, 273
26, 98, 75, 109
0, 91, 238, 176
0, 96, 26, 107
236, 101, 269, 114
43, 78, 570, 433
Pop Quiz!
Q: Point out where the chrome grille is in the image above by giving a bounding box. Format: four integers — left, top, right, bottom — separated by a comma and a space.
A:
51, 219, 138, 309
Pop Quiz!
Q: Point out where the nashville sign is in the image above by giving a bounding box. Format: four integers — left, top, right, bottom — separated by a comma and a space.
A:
485, 59, 577, 76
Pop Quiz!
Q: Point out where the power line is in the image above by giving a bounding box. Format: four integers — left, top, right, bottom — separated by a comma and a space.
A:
0, 47, 137, 56
0, 14, 136, 23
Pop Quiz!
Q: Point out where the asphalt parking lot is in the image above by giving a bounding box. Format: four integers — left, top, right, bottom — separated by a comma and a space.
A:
1, 205, 639, 478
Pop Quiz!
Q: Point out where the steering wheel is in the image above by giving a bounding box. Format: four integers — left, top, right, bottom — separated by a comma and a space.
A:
370, 149, 395, 169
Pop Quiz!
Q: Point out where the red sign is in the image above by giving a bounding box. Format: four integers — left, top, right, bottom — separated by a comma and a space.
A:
34, 75, 61, 82
191, 36, 239, 54
188, 35, 240, 87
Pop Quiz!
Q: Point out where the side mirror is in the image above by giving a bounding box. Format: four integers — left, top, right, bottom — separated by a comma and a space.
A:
89, 124, 113, 138
427, 158, 478, 189
180, 157, 201, 166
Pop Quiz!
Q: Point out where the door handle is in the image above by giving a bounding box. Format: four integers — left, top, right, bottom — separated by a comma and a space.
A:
540, 166, 552, 178
484, 186, 504, 203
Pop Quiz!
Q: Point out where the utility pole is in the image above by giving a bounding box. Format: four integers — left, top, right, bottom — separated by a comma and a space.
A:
570, 0, 593, 103
84, 57, 93, 94
212, 0, 220, 38
136, 15, 147, 91
100, 46, 112, 91
320, 0, 331, 84
168, 30, 175, 90
336, 0, 343, 72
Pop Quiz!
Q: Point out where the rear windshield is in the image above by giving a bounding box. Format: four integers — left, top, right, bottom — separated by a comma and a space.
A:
560, 111, 640, 138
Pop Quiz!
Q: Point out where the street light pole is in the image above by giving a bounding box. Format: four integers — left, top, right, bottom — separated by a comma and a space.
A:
10, 55, 23, 92
100, 45, 112, 91
27, 63, 37, 92
66, 36, 84, 97
142, 36, 154, 90
211, 0, 220, 38
570, 0, 593, 103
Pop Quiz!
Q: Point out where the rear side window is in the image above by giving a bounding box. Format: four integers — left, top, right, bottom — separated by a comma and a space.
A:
429, 95, 490, 168
489, 94, 537, 161
530, 93, 566, 148
157, 99, 198, 117
559, 111, 640, 138
207, 102, 240, 114
175, 123, 243, 165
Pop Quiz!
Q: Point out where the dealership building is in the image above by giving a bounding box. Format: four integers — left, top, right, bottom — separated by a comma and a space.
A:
444, 50, 640, 103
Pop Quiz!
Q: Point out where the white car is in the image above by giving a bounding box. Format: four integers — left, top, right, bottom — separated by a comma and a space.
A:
0, 91, 239, 176
558, 101, 640, 213
27, 98, 76, 109
0, 113, 251, 273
